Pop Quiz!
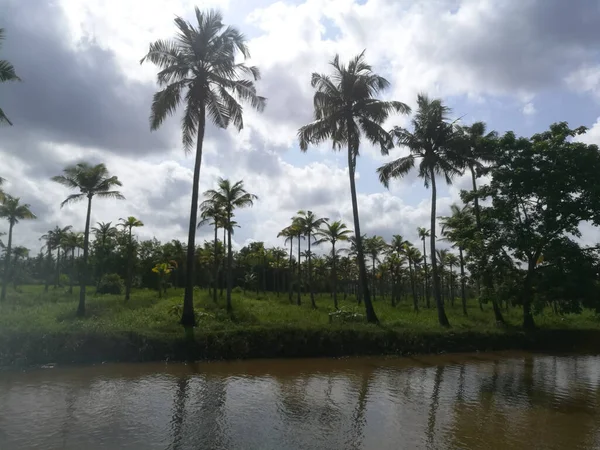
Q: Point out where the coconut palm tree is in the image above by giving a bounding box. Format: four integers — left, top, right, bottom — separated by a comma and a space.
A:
314, 220, 352, 310
363, 235, 387, 301
403, 243, 422, 312
445, 252, 459, 307
61, 231, 82, 294
436, 249, 449, 305
378, 94, 464, 327
92, 221, 117, 282
417, 227, 431, 308
141, 8, 266, 329
0, 195, 36, 300
118, 216, 144, 302
293, 210, 328, 309
298, 51, 410, 323
204, 178, 257, 312
277, 224, 296, 303
52, 162, 124, 316
51, 225, 73, 287
0, 28, 21, 126
198, 199, 226, 302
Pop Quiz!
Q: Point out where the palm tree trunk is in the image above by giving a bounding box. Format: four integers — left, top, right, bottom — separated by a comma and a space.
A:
125, 228, 133, 302
220, 227, 226, 298
522, 259, 536, 329
213, 223, 218, 302
332, 242, 338, 310
78, 195, 93, 317
371, 256, 376, 301
226, 212, 233, 313
430, 168, 449, 327
459, 247, 467, 316
1, 221, 14, 301
347, 145, 378, 323
422, 239, 430, 308
69, 248, 75, 294
288, 239, 293, 303
54, 247, 60, 287
181, 112, 205, 329
409, 259, 418, 312
44, 247, 51, 292
296, 235, 301, 306
449, 266, 454, 306
308, 232, 316, 309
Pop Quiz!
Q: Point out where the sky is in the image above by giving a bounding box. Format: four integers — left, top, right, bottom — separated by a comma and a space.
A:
1, 0, 600, 255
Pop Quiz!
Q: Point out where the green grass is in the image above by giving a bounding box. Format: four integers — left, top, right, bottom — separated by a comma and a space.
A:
0, 285, 599, 367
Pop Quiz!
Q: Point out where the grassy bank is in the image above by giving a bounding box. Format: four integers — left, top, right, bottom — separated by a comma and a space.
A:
1, 285, 599, 367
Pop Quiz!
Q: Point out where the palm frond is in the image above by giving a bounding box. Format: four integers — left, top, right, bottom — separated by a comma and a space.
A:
377, 155, 415, 188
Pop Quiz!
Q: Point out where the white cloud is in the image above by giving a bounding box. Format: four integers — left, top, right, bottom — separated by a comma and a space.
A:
566, 65, 600, 99
522, 102, 537, 116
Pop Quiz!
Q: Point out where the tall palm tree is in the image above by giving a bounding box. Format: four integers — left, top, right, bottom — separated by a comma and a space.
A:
378, 94, 464, 327
118, 216, 144, 302
277, 225, 296, 303
92, 221, 117, 282
445, 252, 459, 307
141, 8, 266, 329
298, 51, 410, 323
198, 199, 226, 302
204, 178, 257, 312
403, 243, 421, 312
363, 235, 387, 301
52, 162, 124, 316
61, 231, 82, 294
50, 225, 73, 287
436, 249, 449, 305
314, 220, 352, 310
457, 123, 505, 324
0, 195, 36, 300
417, 227, 431, 308
0, 28, 21, 126
294, 210, 328, 309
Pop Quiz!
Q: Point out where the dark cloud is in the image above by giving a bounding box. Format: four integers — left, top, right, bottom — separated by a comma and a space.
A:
0, 0, 175, 158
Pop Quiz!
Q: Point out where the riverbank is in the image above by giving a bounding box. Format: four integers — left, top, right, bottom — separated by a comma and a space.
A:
1, 286, 599, 367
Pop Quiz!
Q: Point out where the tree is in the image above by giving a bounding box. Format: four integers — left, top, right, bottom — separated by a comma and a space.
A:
403, 243, 421, 312
0, 28, 21, 126
445, 252, 459, 306
204, 178, 257, 312
294, 210, 328, 309
440, 204, 475, 316
298, 51, 410, 323
417, 227, 431, 308
0, 195, 36, 300
92, 221, 118, 282
118, 216, 144, 302
61, 230, 82, 294
477, 122, 600, 329
152, 262, 174, 298
277, 225, 296, 303
52, 162, 124, 316
436, 249, 449, 305
364, 235, 387, 301
314, 220, 352, 309
141, 8, 266, 330
198, 199, 226, 302
51, 225, 73, 287
378, 94, 464, 327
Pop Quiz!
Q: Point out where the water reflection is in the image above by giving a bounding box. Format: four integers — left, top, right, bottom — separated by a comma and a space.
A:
0, 353, 599, 450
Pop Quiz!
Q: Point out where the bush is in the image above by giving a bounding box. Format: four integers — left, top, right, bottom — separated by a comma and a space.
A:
97, 274, 125, 295
232, 286, 243, 294
59, 274, 70, 286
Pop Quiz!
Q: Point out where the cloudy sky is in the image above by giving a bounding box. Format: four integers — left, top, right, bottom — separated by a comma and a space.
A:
1, 0, 600, 255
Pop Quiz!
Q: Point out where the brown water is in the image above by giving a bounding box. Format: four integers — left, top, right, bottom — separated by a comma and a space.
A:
0, 352, 599, 450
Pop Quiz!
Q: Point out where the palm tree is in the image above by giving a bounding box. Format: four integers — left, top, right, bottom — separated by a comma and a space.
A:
118, 216, 144, 302
61, 231, 82, 294
0, 195, 36, 300
277, 225, 296, 303
403, 243, 421, 312
363, 235, 387, 301
417, 227, 431, 308
298, 51, 410, 323
294, 210, 328, 309
51, 225, 73, 287
0, 28, 21, 126
52, 162, 124, 316
445, 252, 459, 307
436, 249, 449, 305
198, 200, 226, 302
314, 220, 352, 310
141, 8, 266, 329
92, 221, 118, 282
204, 178, 257, 312
378, 94, 464, 327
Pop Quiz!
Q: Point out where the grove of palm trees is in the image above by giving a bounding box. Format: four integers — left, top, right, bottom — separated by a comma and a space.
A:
2, 9, 600, 366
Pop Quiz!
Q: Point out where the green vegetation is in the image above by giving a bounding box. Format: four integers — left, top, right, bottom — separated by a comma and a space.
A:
1, 286, 599, 367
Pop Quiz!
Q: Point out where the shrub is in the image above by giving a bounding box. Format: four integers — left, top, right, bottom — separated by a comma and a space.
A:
59, 274, 70, 286
232, 286, 243, 294
328, 307, 365, 324
97, 273, 125, 295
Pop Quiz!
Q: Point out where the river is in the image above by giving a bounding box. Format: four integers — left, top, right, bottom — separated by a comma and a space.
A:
0, 352, 599, 449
